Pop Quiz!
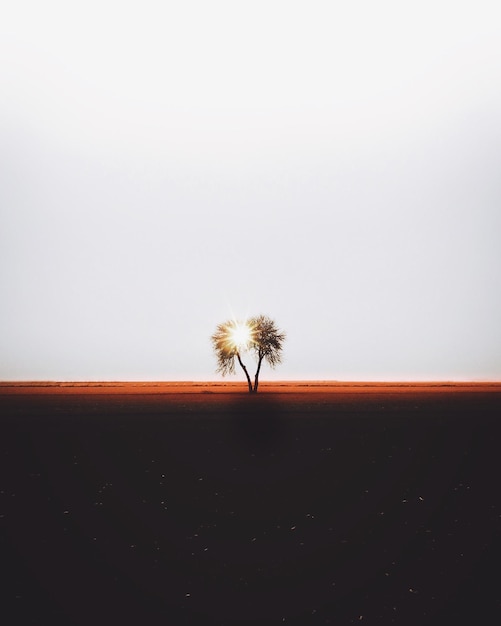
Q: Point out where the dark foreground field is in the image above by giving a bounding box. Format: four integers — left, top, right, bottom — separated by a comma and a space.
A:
1, 383, 500, 625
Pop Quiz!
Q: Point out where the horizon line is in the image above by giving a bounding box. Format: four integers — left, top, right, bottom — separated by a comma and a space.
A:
2, 380, 501, 387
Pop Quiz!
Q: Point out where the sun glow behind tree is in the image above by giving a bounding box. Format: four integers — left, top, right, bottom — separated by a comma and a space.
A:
228, 321, 255, 352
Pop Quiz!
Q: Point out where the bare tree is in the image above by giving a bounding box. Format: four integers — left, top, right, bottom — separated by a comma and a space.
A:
211, 315, 285, 393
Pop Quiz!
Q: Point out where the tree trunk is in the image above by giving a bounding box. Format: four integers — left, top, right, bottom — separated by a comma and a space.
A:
237, 353, 253, 393
253, 355, 263, 393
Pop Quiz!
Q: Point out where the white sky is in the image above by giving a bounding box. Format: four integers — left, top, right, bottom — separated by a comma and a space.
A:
1, 0, 501, 381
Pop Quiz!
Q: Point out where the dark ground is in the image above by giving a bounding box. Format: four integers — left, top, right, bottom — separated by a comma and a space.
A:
1, 386, 500, 625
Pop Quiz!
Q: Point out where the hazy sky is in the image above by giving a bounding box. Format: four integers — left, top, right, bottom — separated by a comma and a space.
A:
1, 0, 500, 381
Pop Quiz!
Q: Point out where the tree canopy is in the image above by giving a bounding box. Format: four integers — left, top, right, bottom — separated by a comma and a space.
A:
211, 315, 285, 392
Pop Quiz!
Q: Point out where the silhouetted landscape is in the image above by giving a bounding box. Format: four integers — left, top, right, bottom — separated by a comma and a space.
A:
1, 382, 500, 625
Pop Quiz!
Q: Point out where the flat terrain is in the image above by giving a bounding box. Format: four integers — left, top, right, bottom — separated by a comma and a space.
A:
1, 383, 500, 625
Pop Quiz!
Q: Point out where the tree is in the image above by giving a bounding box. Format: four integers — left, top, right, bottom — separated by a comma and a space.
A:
211, 315, 286, 393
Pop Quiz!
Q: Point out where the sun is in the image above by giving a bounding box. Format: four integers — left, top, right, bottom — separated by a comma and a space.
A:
228, 321, 253, 351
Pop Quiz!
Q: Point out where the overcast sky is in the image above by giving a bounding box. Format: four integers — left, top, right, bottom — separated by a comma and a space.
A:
1, 0, 500, 381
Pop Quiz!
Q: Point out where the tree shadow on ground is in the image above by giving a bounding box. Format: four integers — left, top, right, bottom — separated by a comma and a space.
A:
227, 394, 287, 457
